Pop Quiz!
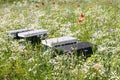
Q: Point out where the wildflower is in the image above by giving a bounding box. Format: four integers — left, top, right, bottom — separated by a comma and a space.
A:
77, 4, 80, 7
42, 2, 44, 6
9, 56, 18, 60
52, 2, 55, 5
51, 35, 55, 38
71, 2, 74, 5
93, 63, 102, 70
108, 1, 112, 5
35, 4, 39, 8
18, 45, 25, 52
58, 2, 63, 6
33, 70, 37, 75
0, 38, 5, 43
109, 29, 114, 33
28, 58, 34, 63
71, 67, 78, 75
88, 7, 92, 11
78, 20, 82, 23
28, 68, 32, 72
95, 28, 100, 32
91, 35, 96, 38
80, 14, 84, 18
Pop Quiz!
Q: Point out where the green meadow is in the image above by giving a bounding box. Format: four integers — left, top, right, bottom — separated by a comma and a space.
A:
0, 0, 120, 80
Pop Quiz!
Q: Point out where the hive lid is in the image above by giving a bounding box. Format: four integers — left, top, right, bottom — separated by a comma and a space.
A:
18, 30, 48, 38
42, 36, 77, 47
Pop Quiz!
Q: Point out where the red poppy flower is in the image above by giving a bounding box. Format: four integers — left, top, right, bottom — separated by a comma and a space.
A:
78, 20, 82, 23
80, 14, 84, 18
35, 4, 39, 8
42, 2, 44, 6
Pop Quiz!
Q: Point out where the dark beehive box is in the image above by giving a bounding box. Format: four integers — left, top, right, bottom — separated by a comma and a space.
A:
55, 42, 95, 58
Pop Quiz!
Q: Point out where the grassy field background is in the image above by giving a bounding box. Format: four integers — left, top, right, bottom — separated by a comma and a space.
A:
0, 0, 120, 80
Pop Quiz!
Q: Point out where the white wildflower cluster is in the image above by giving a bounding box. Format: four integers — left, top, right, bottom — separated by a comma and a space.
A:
9, 56, 18, 61
109, 71, 120, 80
43, 49, 52, 56
18, 45, 26, 52
83, 62, 106, 79
28, 57, 35, 63
28, 64, 38, 72
59, 27, 72, 36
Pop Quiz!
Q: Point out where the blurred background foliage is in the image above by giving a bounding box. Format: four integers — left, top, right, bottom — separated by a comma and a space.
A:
0, 0, 23, 3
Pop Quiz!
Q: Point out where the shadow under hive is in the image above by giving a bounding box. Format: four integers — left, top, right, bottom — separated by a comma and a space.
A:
18, 30, 48, 44
25, 34, 47, 44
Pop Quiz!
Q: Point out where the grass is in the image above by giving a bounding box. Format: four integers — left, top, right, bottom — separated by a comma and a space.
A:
0, 0, 120, 80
